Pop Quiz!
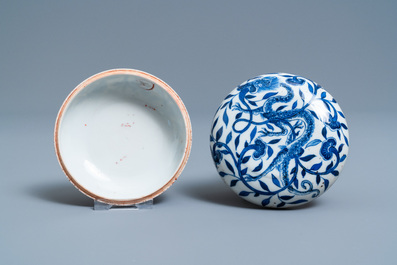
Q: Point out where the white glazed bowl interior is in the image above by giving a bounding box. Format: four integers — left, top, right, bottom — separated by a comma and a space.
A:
55, 69, 191, 205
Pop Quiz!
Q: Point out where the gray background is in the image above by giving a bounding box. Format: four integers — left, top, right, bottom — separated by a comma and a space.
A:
1, 0, 396, 264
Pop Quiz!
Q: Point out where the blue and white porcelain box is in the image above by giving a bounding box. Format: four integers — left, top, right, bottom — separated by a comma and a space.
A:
210, 73, 349, 208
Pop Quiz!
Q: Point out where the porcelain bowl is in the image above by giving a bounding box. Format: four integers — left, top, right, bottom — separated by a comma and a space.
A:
55, 69, 192, 205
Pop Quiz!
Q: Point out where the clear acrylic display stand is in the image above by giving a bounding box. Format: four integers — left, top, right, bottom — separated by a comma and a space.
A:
93, 199, 153, 210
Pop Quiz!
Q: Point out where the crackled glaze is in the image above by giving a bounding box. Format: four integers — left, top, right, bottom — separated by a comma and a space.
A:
210, 73, 349, 208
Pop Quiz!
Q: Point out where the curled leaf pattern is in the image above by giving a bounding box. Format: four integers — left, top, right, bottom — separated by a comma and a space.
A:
210, 73, 349, 208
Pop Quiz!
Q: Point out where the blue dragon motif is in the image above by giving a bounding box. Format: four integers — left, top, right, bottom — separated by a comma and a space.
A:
210, 73, 349, 208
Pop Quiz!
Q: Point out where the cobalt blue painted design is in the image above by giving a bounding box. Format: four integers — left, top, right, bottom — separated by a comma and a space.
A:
210, 73, 349, 208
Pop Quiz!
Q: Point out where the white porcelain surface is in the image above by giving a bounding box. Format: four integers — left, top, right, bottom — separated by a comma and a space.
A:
55, 69, 192, 205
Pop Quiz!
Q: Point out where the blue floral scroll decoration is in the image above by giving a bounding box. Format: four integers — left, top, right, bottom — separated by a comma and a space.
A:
210, 73, 349, 208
